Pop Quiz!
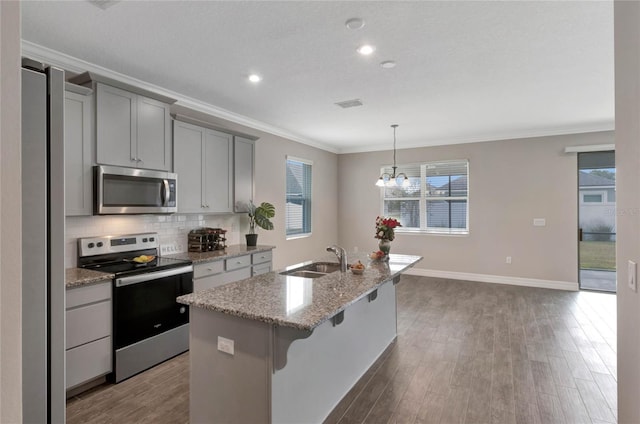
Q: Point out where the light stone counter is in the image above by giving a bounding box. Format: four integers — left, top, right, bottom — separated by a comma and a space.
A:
65, 268, 114, 289
65, 245, 273, 288
177, 252, 422, 331
164, 244, 274, 265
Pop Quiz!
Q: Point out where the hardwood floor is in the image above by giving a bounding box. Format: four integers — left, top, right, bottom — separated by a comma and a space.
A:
67, 276, 617, 424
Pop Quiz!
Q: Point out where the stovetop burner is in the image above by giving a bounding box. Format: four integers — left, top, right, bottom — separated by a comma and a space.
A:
77, 233, 191, 277
83, 255, 191, 277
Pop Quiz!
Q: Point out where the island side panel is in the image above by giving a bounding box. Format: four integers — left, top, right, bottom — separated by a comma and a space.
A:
189, 307, 272, 424
271, 280, 397, 424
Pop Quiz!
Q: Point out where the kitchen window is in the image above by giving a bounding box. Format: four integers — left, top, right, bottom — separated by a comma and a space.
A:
380, 160, 469, 234
286, 156, 312, 238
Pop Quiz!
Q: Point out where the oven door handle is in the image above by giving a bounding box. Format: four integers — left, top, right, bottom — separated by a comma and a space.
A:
115, 265, 193, 287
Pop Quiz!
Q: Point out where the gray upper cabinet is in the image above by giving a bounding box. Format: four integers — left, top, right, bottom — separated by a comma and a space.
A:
64, 85, 93, 216
233, 136, 255, 212
174, 120, 233, 213
95, 82, 172, 171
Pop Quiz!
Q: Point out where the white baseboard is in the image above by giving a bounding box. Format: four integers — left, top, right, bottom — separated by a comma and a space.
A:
403, 268, 578, 291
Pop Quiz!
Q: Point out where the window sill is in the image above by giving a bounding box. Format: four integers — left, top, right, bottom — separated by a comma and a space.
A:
396, 229, 469, 237
286, 233, 312, 241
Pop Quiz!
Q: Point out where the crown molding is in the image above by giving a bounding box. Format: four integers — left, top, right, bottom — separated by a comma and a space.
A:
21, 40, 338, 154
21, 40, 613, 157
336, 124, 615, 154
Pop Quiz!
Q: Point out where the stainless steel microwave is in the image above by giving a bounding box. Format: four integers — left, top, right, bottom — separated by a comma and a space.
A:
94, 165, 178, 214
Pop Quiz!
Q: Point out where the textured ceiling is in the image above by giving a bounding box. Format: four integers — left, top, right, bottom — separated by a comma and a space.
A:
21, 1, 614, 153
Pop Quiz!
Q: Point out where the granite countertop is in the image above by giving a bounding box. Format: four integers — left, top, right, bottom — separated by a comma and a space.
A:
66, 245, 275, 288
65, 268, 114, 289
164, 244, 275, 264
177, 252, 422, 331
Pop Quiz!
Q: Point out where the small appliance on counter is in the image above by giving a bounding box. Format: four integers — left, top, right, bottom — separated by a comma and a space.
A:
188, 228, 227, 252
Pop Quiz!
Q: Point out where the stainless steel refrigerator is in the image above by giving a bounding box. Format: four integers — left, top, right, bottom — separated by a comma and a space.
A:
21, 58, 66, 424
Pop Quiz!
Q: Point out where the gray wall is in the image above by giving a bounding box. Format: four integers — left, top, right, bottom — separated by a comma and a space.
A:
0, 1, 22, 421
338, 131, 614, 286
615, 2, 640, 422
172, 106, 339, 270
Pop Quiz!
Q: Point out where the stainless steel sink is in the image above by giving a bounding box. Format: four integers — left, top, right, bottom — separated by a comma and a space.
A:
280, 262, 343, 278
284, 270, 328, 279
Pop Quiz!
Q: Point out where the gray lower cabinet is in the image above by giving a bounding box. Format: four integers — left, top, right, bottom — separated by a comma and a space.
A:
64, 85, 93, 216
233, 136, 255, 212
174, 120, 233, 213
95, 82, 172, 171
193, 252, 272, 291
65, 281, 112, 390
252, 250, 272, 276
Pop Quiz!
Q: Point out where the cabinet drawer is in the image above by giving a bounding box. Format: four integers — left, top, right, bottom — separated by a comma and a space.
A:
194, 260, 224, 279
66, 336, 112, 390
194, 267, 252, 291
66, 281, 111, 309
225, 267, 252, 283
225, 254, 251, 271
252, 251, 272, 265
252, 263, 272, 276
66, 300, 111, 350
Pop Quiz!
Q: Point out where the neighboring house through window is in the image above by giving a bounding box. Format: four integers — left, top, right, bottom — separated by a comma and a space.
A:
381, 160, 469, 234
286, 156, 312, 238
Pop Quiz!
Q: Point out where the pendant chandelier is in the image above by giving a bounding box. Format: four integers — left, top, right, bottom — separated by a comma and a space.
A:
375, 124, 409, 187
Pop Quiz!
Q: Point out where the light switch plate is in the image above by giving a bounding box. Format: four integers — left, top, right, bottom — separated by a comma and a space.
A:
217, 336, 235, 355
629, 261, 637, 292
533, 218, 546, 227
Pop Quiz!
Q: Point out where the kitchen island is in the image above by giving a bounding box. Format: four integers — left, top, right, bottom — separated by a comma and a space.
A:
177, 252, 422, 424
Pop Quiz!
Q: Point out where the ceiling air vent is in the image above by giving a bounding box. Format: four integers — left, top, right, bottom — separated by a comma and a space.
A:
335, 99, 363, 109
87, 0, 120, 10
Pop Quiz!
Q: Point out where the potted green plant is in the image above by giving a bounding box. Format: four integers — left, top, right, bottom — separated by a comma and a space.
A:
246, 201, 275, 247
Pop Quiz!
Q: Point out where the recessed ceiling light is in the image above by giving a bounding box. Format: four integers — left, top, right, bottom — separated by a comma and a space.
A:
345, 18, 365, 30
248, 74, 262, 83
380, 60, 397, 69
357, 45, 375, 56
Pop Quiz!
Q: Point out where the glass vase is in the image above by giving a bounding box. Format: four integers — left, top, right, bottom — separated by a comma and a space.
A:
378, 239, 391, 257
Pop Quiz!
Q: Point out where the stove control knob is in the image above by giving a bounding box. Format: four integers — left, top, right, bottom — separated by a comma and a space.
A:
87, 242, 95, 248
97, 242, 104, 248
179, 306, 186, 314
149, 237, 155, 242
142, 238, 148, 242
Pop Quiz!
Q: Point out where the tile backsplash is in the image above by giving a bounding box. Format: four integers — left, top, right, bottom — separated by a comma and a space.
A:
66, 213, 244, 268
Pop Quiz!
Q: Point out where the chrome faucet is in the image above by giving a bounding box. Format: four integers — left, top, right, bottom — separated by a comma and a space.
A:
326, 245, 348, 272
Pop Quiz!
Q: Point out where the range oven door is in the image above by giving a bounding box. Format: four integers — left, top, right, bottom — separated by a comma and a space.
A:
113, 266, 193, 350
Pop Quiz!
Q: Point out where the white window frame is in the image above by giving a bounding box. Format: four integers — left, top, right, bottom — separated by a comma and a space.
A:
581, 190, 606, 204
379, 160, 469, 235
285, 156, 313, 240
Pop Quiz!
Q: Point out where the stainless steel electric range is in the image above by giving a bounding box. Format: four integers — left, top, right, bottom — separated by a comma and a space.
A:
78, 233, 193, 383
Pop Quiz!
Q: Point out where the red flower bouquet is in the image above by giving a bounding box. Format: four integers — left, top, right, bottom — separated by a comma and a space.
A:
375, 216, 402, 241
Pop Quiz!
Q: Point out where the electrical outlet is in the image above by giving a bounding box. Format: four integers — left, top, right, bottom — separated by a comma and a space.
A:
533, 218, 546, 227
506, 256, 512, 264
217, 336, 234, 355
629, 261, 637, 292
